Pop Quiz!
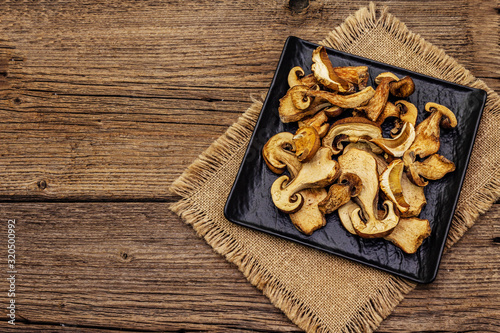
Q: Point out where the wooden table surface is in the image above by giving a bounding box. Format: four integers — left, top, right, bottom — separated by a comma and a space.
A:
0, 0, 499, 332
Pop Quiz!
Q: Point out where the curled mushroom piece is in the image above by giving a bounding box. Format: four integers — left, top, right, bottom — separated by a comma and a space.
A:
370, 122, 415, 157
375, 102, 400, 126
403, 102, 457, 186
390, 100, 418, 137
271, 147, 340, 213
390, 76, 415, 98
288, 66, 319, 88
293, 126, 321, 162
414, 154, 456, 180
337, 200, 360, 235
338, 148, 399, 238
298, 111, 330, 138
343, 142, 426, 218
278, 85, 332, 123
384, 217, 431, 254
306, 86, 375, 109
289, 188, 328, 235
318, 173, 362, 215
379, 160, 410, 214
323, 117, 383, 154
374, 72, 415, 98
333, 65, 369, 89
356, 74, 395, 122
262, 132, 301, 176
311, 46, 354, 93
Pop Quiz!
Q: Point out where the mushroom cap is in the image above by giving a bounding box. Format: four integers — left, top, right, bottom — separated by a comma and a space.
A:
374, 72, 399, 85
287, 66, 305, 88
262, 132, 301, 177
293, 126, 321, 162
425, 102, 457, 128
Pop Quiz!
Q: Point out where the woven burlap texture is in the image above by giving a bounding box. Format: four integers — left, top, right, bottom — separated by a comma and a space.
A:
171, 3, 500, 333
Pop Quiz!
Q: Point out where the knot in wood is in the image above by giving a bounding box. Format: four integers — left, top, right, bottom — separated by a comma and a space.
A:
289, 0, 310, 13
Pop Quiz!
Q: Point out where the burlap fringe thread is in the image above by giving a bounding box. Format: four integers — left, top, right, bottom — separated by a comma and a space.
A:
171, 3, 500, 332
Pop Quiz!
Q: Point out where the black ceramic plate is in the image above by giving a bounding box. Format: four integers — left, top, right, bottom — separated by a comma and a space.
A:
224, 36, 487, 283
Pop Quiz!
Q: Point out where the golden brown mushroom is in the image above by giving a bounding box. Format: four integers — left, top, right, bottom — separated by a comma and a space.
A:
289, 188, 328, 235
403, 102, 457, 186
356, 75, 395, 122
379, 160, 410, 214
407, 102, 457, 159
298, 111, 330, 138
306, 86, 375, 109
271, 147, 340, 213
292, 126, 321, 162
311, 46, 354, 93
262, 132, 301, 176
333, 65, 370, 89
278, 85, 331, 123
384, 217, 431, 254
370, 122, 415, 157
374, 72, 415, 98
318, 173, 363, 215
338, 148, 399, 238
413, 154, 456, 180
344, 142, 426, 218
322, 117, 383, 155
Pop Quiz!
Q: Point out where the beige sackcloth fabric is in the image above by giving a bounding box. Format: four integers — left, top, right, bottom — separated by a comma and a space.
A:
171, 3, 500, 332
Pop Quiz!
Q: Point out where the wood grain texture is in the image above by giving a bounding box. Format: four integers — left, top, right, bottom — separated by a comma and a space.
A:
0, 203, 498, 332
0, 0, 498, 331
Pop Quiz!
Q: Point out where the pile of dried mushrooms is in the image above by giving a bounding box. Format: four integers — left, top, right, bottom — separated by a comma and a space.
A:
262, 46, 457, 254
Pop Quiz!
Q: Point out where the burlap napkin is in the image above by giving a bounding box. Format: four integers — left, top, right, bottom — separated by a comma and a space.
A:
170, 3, 500, 332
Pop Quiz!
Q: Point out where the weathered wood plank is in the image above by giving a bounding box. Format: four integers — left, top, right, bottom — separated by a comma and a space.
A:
0, 0, 498, 200
0, 202, 498, 332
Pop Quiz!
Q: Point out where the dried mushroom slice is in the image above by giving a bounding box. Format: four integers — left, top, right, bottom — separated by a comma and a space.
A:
413, 154, 456, 180
389, 76, 415, 98
318, 173, 362, 215
344, 142, 426, 218
356, 76, 394, 122
379, 160, 410, 214
390, 100, 418, 137
322, 117, 382, 154
262, 132, 301, 177
375, 102, 400, 126
306, 86, 375, 109
289, 188, 328, 235
338, 148, 399, 238
374, 72, 415, 98
337, 200, 359, 235
298, 111, 330, 138
292, 126, 321, 162
311, 46, 354, 93
333, 65, 369, 89
271, 147, 340, 213
288, 66, 306, 88
408, 102, 457, 159
370, 122, 416, 157
278, 85, 331, 123
384, 217, 431, 254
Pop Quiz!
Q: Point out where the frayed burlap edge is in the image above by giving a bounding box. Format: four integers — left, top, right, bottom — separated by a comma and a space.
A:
321, 2, 500, 250
170, 3, 499, 333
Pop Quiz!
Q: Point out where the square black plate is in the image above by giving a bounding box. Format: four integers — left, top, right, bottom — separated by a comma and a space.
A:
224, 36, 487, 283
